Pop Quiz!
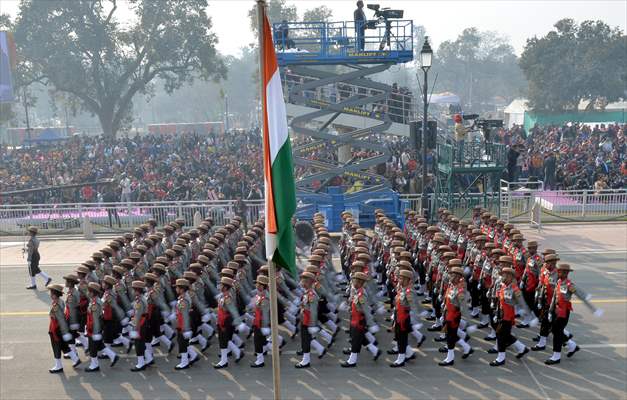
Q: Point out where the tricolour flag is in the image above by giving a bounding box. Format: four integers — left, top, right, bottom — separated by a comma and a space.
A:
261, 12, 297, 277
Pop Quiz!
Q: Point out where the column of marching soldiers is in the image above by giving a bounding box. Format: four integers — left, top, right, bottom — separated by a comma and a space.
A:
45, 206, 601, 374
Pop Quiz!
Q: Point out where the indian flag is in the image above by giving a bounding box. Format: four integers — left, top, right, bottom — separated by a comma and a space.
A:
261, 12, 297, 277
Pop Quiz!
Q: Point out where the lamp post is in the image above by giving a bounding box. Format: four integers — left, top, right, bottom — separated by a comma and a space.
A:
420, 37, 433, 218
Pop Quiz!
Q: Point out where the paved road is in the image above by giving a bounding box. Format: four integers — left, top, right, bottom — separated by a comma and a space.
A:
1, 225, 626, 400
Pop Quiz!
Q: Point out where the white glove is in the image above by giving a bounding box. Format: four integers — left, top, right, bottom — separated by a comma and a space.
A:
593, 309, 604, 318
62, 333, 73, 342
368, 325, 380, 334
376, 305, 386, 315
585, 294, 593, 301
493, 315, 498, 324
161, 311, 169, 320
463, 266, 471, 277
120, 317, 129, 327
126, 309, 134, 317
529, 317, 539, 328
292, 298, 301, 307
261, 327, 271, 336
70, 323, 80, 331
466, 324, 478, 334
236, 323, 247, 333
288, 304, 298, 314
307, 326, 320, 335
338, 301, 349, 312
169, 301, 177, 309
412, 323, 423, 332
168, 313, 177, 322
183, 330, 193, 339
201, 313, 210, 323
92, 334, 102, 341
547, 313, 553, 323
129, 330, 139, 339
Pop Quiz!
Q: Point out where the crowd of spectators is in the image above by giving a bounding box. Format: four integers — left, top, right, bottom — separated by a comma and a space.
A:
1, 120, 624, 205
0, 130, 265, 204
499, 122, 626, 191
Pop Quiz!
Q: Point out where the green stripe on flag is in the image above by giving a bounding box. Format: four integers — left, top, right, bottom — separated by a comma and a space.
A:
271, 140, 297, 278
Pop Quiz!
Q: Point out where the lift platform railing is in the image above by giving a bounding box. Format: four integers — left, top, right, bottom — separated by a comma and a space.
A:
437, 141, 508, 170
283, 71, 415, 124
273, 20, 414, 65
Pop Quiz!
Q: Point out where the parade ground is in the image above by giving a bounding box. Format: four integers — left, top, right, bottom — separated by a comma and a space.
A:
1, 223, 626, 400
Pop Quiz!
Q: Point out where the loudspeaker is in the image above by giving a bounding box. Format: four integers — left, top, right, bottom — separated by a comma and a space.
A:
410, 120, 437, 150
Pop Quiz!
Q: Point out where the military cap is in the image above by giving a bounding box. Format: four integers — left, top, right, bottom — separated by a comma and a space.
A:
227, 261, 240, 270
501, 267, 515, 275
438, 245, 452, 252
484, 242, 496, 249
87, 282, 102, 293
442, 251, 456, 259
544, 254, 559, 262
136, 245, 148, 253
129, 251, 142, 260
92, 251, 104, 260
527, 241, 538, 248
417, 222, 428, 228
474, 235, 487, 242
357, 253, 371, 261
120, 258, 135, 268
63, 273, 79, 283
543, 248, 556, 255
108, 241, 120, 250
309, 254, 323, 262
448, 258, 462, 266
256, 275, 269, 286
491, 248, 506, 256
236, 246, 248, 254
189, 263, 203, 270
175, 279, 189, 288
352, 272, 369, 281
172, 244, 184, 253
47, 283, 64, 293
101, 247, 114, 256
426, 226, 440, 233
102, 275, 117, 286
220, 277, 234, 287
399, 269, 413, 279
82, 259, 97, 268
163, 225, 175, 232
450, 266, 464, 275
398, 260, 412, 269
183, 271, 198, 281
221, 268, 235, 277
557, 263, 572, 272
499, 255, 513, 264
27, 226, 38, 234
512, 234, 524, 241
124, 233, 134, 240
305, 265, 320, 274
112, 265, 126, 275
151, 263, 166, 273
133, 228, 143, 235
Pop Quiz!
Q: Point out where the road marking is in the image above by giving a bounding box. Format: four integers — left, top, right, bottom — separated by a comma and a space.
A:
522, 359, 550, 400
607, 272, 627, 275
559, 250, 627, 255
0, 356, 13, 360
580, 344, 627, 349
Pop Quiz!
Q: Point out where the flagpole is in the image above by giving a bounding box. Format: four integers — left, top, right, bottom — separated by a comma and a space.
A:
257, 1, 282, 399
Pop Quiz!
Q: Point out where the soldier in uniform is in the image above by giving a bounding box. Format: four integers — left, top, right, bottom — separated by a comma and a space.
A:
100, 276, 125, 367
129, 280, 149, 371
545, 264, 601, 365
390, 269, 422, 367
62, 273, 82, 360
532, 252, 561, 351
341, 272, 381, 368
214, 276, 246, 369
438, 261, 474, 366
519, 240, 542, 328
250, 275, 270, 368
173, 278, 200, 370
25, 226, 52, 290
295, 271, 326, 368
85, 282, 105, 372
490, 261, 534, 366
47, 284, 81, 373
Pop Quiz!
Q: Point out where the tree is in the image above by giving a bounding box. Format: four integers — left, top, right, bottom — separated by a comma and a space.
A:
433, 28, 526, 109
303, 6, 333, 22
248, 0, 298, 37
520, 19, 626, 111
12, 0, 226, 138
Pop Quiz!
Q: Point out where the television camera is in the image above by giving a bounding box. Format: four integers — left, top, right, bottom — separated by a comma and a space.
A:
462, 114, 503, 142
365, 4, 404, 51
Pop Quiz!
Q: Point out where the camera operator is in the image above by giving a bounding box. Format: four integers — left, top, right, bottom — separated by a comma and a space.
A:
354, 1, 367, 51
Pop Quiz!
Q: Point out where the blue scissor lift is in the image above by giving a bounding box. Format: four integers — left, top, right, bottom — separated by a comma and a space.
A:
274, 19, 415, 227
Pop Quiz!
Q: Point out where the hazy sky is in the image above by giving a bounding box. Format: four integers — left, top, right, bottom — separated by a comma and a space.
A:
1, 0, 625, 56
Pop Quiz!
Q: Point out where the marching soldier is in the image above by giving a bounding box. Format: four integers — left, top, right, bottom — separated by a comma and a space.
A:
100, 276, 125, 367
489, 260, 534, 367
545, 264, 602, 365
519, 240, 542, 328
173, 278, 199, 370
25, 226, 52, 290
532, 252, 560, 351
85, 282, 105, 372
214, 277, 246, 369
295, 271, 327, 368
390, 269, 422, 367
47, 284, 81, 373
129, 280, 150, 371
62, 273, 82, 359
438, 261, 474, 366
250, 275, 270, 368
341, 272, 381, 368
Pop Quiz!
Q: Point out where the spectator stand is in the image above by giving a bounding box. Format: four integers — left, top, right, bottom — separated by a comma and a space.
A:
273, 19, 415, 196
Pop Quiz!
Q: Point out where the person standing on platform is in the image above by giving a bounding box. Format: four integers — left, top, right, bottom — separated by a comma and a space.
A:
25, 226, 52, 290
354, 1, 367, 51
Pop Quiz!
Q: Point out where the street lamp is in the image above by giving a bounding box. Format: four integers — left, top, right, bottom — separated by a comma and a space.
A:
420, 36, 433, 218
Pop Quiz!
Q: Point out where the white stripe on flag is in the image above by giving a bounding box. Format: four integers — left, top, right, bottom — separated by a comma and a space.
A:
266, 69, 289, 163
